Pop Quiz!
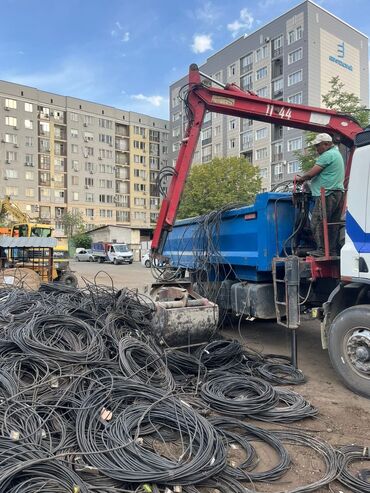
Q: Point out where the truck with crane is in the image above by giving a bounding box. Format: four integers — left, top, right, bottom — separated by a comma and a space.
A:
151, 64, 370, 398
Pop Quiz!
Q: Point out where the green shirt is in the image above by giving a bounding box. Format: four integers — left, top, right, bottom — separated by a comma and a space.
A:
309, 146, 344, 197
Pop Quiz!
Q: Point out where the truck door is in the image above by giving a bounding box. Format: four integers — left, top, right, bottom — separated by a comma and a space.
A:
342, 145, 370, 279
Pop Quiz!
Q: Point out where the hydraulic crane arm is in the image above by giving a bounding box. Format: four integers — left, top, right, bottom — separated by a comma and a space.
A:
0, 196, 30, 223
152, 63, 363, 254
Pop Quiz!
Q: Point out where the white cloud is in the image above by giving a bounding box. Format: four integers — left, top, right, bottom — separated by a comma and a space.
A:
191, 34, 213, 54
122, 32, 130, 42
227, 8, 254, 38
131, 94, 166, 107
195, 2, 220, 23
115, 21, 122, 30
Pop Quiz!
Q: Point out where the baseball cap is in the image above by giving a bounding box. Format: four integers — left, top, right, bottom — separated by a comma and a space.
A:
311, 133, 333, 146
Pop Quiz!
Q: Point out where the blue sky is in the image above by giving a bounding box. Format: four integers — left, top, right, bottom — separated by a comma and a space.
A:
0, 0, 368, 120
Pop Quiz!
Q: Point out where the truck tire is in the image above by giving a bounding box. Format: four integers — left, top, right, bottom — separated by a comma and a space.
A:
59, 272, 78, 288
145, 259, 151, 268
328, 305, 370, 398
113, 258, 118, 265
89, 257, 94, 262
98, 257, 104, 264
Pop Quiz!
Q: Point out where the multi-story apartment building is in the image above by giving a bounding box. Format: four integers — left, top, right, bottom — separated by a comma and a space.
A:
0, 81, 169, 241
170, 0, 368, 190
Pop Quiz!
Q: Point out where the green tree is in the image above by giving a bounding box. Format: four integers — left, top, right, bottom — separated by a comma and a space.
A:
72, 233, 92, 249
296, 76, 369, 171
177, 156, 261, 219
61, 211, 85, 238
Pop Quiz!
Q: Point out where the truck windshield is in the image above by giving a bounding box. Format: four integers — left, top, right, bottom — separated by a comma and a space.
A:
114, 245, 129, 252
30, 227, 53, 237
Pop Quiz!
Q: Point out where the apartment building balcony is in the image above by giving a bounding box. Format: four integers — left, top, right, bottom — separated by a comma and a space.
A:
115, 168, 130, 180
241, 150, 253, 164
115, 124, 129, 137
272, 152, 283, 162
115, 140, 129, 152
54, 127, 67, 141
272, 125, 283, 142
272, 47, 283, 59
240, 141, 253, 152
115, 155, 129, 166
241, 63, 253, 75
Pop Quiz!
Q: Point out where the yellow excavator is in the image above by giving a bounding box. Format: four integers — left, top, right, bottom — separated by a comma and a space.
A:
0, 196, 77, 286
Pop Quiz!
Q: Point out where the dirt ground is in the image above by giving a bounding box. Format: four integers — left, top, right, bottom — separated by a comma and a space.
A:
71, 259, 369, 492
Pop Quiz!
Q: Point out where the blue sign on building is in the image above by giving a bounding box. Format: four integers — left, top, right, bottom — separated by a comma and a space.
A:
329, 41, 353, 71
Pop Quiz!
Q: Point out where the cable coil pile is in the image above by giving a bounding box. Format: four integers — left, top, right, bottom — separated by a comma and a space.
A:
0, 282, 364, 492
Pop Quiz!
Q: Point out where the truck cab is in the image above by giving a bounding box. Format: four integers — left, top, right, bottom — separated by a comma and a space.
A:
92, 242, 133, 264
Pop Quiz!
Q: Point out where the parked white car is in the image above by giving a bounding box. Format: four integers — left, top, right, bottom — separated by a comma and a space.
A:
75, 249, 94, 262
141, 252, 164, 268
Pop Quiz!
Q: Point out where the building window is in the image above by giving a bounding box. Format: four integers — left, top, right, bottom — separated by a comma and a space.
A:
255, 45, 268, 62
73, 192, 79, 201
288, 92, 303, 104
71, 144, 78, 153
272, 35, 283, 56
72, 160, 79, 171
85, 177, 94, 187
85, 146, 94, 156
228, 138, 236, 149
5, 133, 17, 144
229, 119, 236, 131
84, 132, 94, 142
228, 63, 236, 77
240, 73, 253, 91
84, 115, 94, 125
70, 112, 78, 122
5, 169, 18, 179
99, 134, 113, 145
24, 119, 33, 130
273, 78, 284, 93
5, 98, 17, 109
288, 70, 303, 86
255, 127, 268, 140
25, 154, 33, 165
256, 67, 267, 81
288, 160, 301, 174
5, 116, 17, 127
5, 186, 19, 196
99, 118, 113, 129
25, 136, 33, 147
214, 125, 221, 137
86, 193, 94, 202
23, 103, 33, 112
288, 26, 303, 45
274, 163, 283, 175
85, 208, 94, 218
240, 53, 253, 74
255, 147, 268, 160
260, 167, 268, 178
25, 171, 34, 180
6, 151, 17, 162
71, 129, 78, 138
172, 127, 180, 138
287, 136, 302, 151
173, 112, 181, 122
72, 176, 79, 185
25, 188, 35, 197
202, 127, 212, 140
256, 86, 268, 97
288, 47, 303, 65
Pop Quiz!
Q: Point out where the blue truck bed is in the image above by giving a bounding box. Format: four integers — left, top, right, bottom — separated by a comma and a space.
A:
162, 192, 295, 282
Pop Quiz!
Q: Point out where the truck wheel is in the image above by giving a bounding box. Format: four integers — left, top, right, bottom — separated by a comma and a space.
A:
59, 272, 78, 288
98, 257, 104, 264
328, 305, 370, 398
113, 258, 118, 265
89, 257, 94, 262
145, 259, 151, 268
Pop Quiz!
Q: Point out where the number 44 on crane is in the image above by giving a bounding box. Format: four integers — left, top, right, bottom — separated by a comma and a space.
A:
150, 64, 370, 398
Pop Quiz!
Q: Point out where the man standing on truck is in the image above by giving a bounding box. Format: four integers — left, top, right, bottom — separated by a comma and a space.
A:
296, 133, 344, 257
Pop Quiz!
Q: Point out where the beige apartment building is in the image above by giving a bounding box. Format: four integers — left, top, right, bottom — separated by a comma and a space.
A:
0, 80, 169, 243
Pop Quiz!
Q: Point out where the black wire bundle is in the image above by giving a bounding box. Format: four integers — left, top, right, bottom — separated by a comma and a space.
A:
200, 374, 278, 416
76, 376, 226, 485
12, 314, 107, 364
197, 339, 244, 371
209, 416, 291, 482
118, 336, 175, 390
337, 445, 370, 493
254, 362, 306, 385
